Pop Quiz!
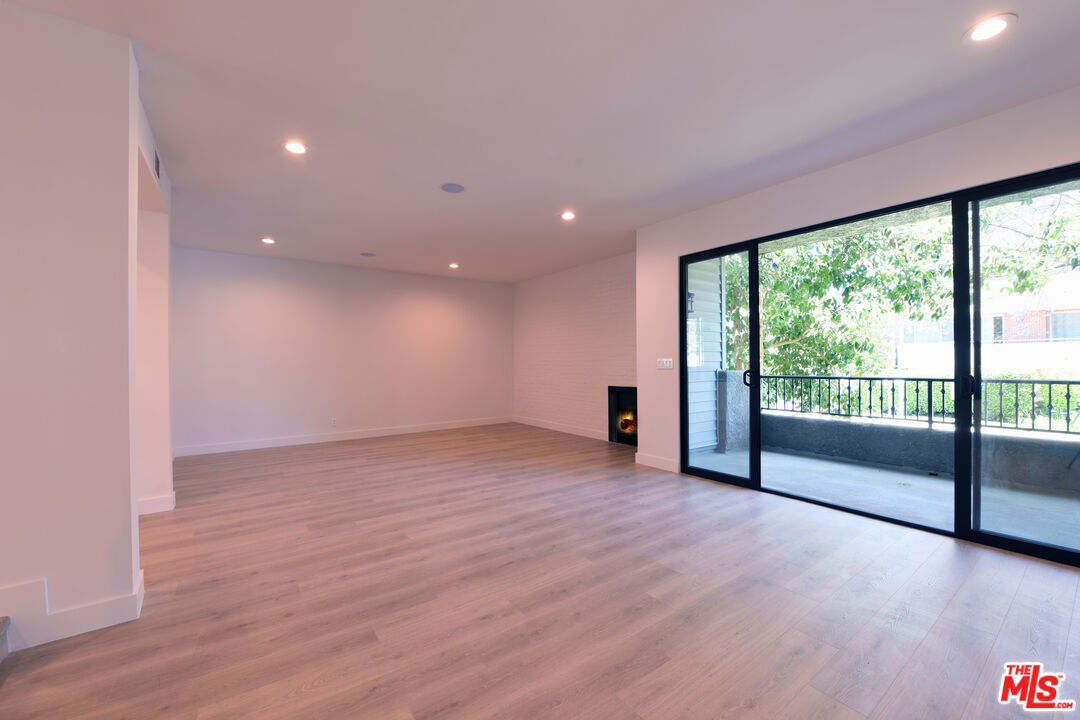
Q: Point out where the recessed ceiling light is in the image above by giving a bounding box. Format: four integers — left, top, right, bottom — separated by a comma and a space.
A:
441, 183, 465, 193
449, 263, 459, 269
261, 237, 275, 245
284, 140, 307, 154
360, 252, 376, 257
561, 210, 576, 221
966, 13, 1016, 42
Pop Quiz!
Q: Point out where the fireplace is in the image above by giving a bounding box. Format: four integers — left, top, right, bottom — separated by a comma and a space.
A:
608, 386, 638, 447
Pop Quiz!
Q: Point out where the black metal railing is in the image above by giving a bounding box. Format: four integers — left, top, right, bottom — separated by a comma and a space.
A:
979, 379, 1078, 434
758, 374, 1079, 434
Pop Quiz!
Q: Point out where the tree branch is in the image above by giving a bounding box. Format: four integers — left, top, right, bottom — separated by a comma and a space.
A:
764, 332, 810, 349
986, 222, 1051, 243
792, 339, 829, 363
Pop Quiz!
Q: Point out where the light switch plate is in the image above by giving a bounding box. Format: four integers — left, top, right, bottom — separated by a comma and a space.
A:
657, 358, 674, 370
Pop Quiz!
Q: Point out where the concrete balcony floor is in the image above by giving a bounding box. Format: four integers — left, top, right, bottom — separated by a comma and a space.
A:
689, 448, 1080, 550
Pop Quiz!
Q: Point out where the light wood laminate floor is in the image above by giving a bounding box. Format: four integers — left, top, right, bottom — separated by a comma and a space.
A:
2, 423, 1078, 719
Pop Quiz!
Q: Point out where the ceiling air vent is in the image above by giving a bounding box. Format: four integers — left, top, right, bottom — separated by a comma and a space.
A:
154, 151, 161, 179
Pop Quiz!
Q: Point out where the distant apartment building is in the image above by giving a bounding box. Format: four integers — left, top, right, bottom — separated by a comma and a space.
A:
896, 272, 1080, 375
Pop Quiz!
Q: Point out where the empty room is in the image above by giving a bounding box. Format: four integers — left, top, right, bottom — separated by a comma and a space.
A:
4, 1, 1080, 718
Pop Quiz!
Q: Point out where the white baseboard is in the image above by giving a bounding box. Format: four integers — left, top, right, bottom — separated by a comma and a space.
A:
635, 452, 679, 472
138, 492, 176, 515
174, 416, 514, 457
0, 571, 144, 651
511, 415, 607, 441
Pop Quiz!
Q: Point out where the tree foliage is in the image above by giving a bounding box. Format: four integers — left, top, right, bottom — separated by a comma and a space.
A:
720, 189, 1079, 376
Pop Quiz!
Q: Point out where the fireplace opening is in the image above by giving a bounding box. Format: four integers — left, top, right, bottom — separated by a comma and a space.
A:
608, 386, 638, 447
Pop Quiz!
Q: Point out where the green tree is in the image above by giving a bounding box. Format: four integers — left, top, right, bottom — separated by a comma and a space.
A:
757, 218, 954, 375
722, 190, 1079, 376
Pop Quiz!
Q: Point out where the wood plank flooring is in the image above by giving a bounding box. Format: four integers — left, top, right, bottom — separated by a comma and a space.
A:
1, 422, 1078, 719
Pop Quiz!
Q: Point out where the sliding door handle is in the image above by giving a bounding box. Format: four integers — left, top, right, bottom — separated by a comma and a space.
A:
742, 370, 751, 387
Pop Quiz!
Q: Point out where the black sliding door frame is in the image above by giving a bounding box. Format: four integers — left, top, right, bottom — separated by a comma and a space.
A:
678, 159, 1080, 568
969, 198, 983, 537
958, 167, 1080, 567
679, 241, 761, 489
951, 197, 973, 540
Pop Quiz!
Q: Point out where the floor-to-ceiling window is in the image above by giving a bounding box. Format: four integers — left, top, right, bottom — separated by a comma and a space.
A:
684, 250, 754, 484
679, 162, 1080, 566
756, 201, 955, 529
970, 178, 1080, 552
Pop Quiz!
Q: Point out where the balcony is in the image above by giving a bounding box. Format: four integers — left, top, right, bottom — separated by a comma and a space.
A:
689, 373, 1080, 547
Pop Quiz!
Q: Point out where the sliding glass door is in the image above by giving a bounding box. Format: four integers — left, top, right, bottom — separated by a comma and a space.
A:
679, 161, 1080, 566
755, 201, 956, 529
683, 248, 758, 487
970, 178, 1080, 552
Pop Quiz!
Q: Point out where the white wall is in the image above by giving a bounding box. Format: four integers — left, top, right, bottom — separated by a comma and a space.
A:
635, 84, 1080, 471
171, 248, 514, 455
135, 207, 174, 513
173, 246, 636, 453
0, 2, 143, 650
512, 252, 636, 440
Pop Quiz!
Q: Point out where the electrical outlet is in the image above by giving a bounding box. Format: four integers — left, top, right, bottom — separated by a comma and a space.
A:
331, 417, 337, 427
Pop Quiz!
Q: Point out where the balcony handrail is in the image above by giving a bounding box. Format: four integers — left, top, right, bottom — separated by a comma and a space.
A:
753, 373, 1078, 435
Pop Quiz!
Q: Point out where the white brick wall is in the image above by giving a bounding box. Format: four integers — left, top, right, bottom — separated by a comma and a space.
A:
513, 252, 636, 440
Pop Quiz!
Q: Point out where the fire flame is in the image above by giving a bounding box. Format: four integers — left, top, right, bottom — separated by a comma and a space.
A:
619, 411, 637, 434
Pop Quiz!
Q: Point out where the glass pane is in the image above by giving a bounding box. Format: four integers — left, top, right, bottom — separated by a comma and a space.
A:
1052, 310, 1080, 340
974, 179, 1080, 550
686, 252, 751, 480
758, 201, 955, 530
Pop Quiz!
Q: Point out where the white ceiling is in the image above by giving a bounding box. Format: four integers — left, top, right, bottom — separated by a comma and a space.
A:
15, 0, 1080, 282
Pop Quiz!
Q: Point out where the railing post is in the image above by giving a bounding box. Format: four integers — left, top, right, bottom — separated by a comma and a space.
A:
928, 379, 933, 428
1068, 383, 1073, 433
941, 380, 946, 424
1031, 383, 1036, 429
1048, 384, 1054, 432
